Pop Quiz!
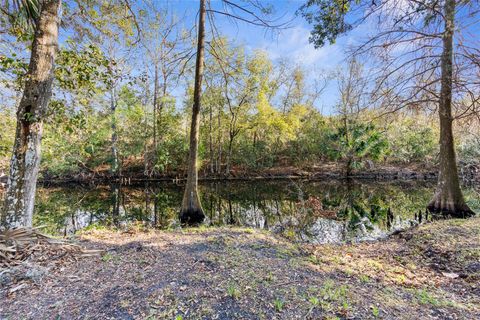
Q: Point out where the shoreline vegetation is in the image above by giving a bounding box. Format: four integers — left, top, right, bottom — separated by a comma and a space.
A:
28, 162, 477, 185
1, 218, 478, 319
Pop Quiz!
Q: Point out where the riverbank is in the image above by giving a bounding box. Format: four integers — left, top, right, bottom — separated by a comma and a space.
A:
1, 218, 478, 319
1, 161, 478, 188
38, 162, 441, 185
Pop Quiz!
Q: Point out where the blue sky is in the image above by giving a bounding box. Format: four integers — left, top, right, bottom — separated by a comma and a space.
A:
3, 1, 479, 115
157, 0, 362, 114
0, 0, 373, 114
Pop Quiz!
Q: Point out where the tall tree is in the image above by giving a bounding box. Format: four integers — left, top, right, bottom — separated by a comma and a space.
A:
178, 0, 285, 223
1, 0, 61, 228
179, 0, 207, 224
329, 59, 388, 178
426, 0, 472, 217
140, 6, 192, 176
299, 0, 478, 217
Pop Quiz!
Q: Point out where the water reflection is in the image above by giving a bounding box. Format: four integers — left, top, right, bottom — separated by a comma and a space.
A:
30, 180, 480, 243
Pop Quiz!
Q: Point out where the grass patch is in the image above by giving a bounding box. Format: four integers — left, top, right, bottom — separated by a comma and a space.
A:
227, 282, 241, 300
415, 289, 440, 306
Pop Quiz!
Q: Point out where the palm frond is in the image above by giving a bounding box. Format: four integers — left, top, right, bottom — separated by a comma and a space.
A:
13, 0, 40, 25
1, 0, 40, 31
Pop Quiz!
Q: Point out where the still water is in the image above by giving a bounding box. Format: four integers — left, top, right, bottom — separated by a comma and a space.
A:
31, 180, 480, 243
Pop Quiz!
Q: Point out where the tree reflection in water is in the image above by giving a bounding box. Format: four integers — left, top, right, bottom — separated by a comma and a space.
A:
28, 180, 480, 242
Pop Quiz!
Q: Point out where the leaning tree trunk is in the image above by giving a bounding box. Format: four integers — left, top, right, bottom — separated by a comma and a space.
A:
427, 0, 474, 218
1, 0, 61, 229
179, 0, 206, 224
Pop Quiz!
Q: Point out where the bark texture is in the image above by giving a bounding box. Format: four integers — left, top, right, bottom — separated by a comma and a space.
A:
110, 86, 119, 175
111, 183, 121, 226
427, 0, 474, 218
1, 0, 61, 228
179, 0, 206, 224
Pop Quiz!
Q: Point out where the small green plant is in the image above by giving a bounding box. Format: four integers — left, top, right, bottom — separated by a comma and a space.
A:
320, 300, 333, 311
283, 228, 296, 240
308, 254, 320, 264
308, 296, 319, 306
175, 315, 183, 320
80, 222, 109, 233
265, 271, 275, 282
359, 274, 370, 283
242, 228, 254, 234
101, 252, 113, 262
394, 274, 407, 284
273, 298, 284, 312
416, 289, 439, 306
372, 305, 380, 317
320, 280, 348, 302
305, 296, 320, 317
227, 283, 240, 299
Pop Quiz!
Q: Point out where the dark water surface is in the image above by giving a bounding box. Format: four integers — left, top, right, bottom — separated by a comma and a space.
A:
29, 180, 480, 243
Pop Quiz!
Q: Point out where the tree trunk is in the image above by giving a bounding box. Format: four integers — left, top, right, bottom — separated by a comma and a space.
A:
216, 106, 222, 174
179, 0, 206, 224
226, 133, 234, 176
427, 0, 474, 218
346, 156, 353, 178
111, 182, 121, 226
152, 63, 159, 176
143, 66, 150, 176
209, 103, 214, 174
1, 0, 61, 229
110, 87, 119, 176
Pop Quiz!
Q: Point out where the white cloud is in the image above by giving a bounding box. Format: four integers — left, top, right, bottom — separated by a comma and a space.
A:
260, 25, 344, 68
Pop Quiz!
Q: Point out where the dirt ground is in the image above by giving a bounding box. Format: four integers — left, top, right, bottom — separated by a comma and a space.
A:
1, 218, 479, 320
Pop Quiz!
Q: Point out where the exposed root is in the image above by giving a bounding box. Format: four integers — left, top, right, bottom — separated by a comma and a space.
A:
426, 201, 476, 219
179, 207, 205, 225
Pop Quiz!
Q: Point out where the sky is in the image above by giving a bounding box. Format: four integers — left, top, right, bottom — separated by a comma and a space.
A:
157, 0, 366, 114
78, 0, 479, 116
2, 0, 479, 115
0, 0, 356, 114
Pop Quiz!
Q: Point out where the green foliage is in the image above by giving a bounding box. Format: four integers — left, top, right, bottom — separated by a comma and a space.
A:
415, 289, 440, 306
42, 108, 111, 175
387, 117, 437, 163
372, 305, 380, 317
308, 296, 320, 306
298, 0, 355, 48
0, 31, 467, 178
457, 135, 480, 165
273, 297, 284, 312
2, 0, 39, 34
0, 107, 16, 163
320, 280, 348, 301
328, 119, 389, 173
55, 40, 111, 95
227, 282, 241, 299
0, 53, 28, 88
359, 274, 370, 283
101, 252, 114, 262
